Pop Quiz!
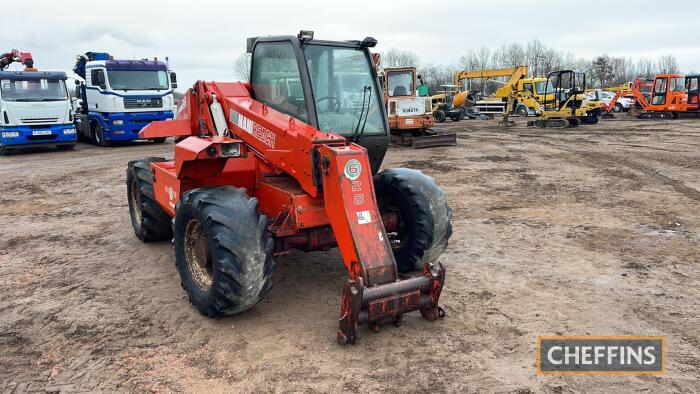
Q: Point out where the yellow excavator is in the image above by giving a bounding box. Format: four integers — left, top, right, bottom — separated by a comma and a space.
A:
454, 66, 601, 127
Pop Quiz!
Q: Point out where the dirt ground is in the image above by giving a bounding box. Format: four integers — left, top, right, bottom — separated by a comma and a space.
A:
1, 118, 699, 393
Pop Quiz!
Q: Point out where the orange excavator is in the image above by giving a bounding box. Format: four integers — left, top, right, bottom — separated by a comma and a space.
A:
604, 74, 700, 119
0, 49, 37, 71
126, 32, 452, 344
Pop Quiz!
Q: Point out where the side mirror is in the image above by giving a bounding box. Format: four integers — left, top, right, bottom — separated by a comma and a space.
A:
417, 74, 422, 80
74, 79, 80, 86
170, 72, 178, 89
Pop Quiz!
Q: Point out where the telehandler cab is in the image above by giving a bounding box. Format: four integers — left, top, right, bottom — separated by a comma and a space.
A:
127, 32, 452, 344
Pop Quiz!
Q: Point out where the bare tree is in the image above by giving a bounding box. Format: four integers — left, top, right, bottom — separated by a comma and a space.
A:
492, 43, 526, 68
418, 63, 457, 94
380, 48, 420, 68
658, 55, 679, 74
233, 53, 251, 81
591, 55, 614, 88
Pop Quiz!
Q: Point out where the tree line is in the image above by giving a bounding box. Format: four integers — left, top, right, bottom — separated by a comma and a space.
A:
381, 40, 681, 94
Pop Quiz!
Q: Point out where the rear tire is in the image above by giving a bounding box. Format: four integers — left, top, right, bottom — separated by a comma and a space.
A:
174, 186, 275, 317
374, 168, 452, 273
127, 158, 173, 242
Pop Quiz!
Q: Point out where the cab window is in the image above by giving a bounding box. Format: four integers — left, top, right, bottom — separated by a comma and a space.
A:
251, 42, 308, 123
523, 83, 533, 94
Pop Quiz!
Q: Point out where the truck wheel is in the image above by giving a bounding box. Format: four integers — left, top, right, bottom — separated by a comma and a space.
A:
174, 186, 275, 317
516, 105, 529, 117
127, 158, 173, 242
374, 168, 452, 273
93, 122, 111, 147
613, 103, 623, 113
57, 144, 76, 151
433, 110, 446, 123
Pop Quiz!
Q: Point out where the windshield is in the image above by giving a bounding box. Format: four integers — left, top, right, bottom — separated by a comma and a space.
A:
387, 70, 414, 97
304, 45, 386, 136
0, 79, 68, 102
106, 70, 169, 90
535, 80, 555, 95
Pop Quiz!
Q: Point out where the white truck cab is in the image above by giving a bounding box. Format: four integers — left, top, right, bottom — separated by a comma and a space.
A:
73, 52, 176, 146
0, 71, 76, 154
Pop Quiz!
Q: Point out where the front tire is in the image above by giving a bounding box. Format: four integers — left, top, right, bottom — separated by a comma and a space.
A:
93, 122, 111, 147
516, 105, 529, 117
174, 186, 275, 317
433, 110, 446, 123
613, 103, 623, 113
127, 158, 173, 242
374, 168, 452, 272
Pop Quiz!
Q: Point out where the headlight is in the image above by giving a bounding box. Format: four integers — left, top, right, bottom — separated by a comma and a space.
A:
220, 142, 242, 157
113, 120, 124, 125
63, 128, 76, 135
1, 131, 19, 138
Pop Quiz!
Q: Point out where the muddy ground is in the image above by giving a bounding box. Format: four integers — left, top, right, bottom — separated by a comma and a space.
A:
1, 118, 699, 392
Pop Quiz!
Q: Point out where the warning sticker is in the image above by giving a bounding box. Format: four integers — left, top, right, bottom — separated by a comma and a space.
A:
356, 210, 371, 224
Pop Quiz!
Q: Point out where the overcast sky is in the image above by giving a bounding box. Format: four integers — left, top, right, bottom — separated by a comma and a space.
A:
3, 0, 698, 90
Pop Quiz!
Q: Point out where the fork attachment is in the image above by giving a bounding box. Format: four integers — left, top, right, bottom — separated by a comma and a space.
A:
337, 262, 446, 345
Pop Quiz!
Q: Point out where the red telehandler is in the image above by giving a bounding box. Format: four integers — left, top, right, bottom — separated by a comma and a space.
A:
127, 32, 452, 344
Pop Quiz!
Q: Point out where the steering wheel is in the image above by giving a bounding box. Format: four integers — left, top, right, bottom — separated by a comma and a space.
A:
316, 96, 341, 112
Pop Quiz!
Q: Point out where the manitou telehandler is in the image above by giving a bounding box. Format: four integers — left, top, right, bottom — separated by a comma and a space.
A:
127, 32, 452, 345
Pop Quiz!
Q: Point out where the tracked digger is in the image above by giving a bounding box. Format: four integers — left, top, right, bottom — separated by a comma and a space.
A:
126, 32, 452, 345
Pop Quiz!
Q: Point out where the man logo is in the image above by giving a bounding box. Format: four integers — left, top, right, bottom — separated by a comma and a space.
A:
344, 159, 362, 181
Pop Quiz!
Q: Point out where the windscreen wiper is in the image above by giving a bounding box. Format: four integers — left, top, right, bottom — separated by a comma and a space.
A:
350, 86, 371, 143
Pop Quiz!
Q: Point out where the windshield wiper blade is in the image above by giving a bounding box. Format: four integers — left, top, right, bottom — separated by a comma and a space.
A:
351, 86, 371, 143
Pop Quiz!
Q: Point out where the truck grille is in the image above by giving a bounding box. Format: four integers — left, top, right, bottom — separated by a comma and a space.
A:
21, 117, 59, 124
124, 98, 163, 109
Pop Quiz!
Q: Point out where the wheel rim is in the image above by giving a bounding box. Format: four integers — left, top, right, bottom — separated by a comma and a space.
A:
94, 126, 101, 144
184, 219, 213, 290
380, 198, 407, 253
130, 177, 143, 225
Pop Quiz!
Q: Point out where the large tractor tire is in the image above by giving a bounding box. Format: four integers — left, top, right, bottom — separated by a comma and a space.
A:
374, 168, 452, 273
174, 186, 275, 317
127, 158, 173, 242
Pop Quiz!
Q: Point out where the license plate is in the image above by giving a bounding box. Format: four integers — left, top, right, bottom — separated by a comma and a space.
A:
405, 119, 414, 125
32, 130, 52, 136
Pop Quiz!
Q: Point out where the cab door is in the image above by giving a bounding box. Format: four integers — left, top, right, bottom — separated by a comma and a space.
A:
686, 76, 699, 109
651, 77, 668, 108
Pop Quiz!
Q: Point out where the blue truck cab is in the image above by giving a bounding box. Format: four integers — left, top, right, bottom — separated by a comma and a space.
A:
0, 71, 76, 155
72, 52, 177, 146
